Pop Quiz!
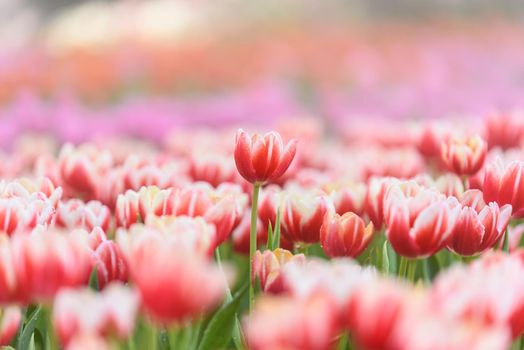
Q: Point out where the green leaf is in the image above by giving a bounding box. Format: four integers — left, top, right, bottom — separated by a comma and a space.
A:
197, 284, 248, 350
386, 240, 398, 274
382, 240, 390, 274
266, 222, 273, 251
17, 306, 42, 350
422, 255, 440, 283
89, 267, 99, 291
271, 209, 281, 250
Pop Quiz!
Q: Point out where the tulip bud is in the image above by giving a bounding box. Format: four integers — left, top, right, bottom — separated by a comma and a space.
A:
447, 190, 512, 256
320, 212, 373, 258
234, 129, 297, 184
440, 135, 487, 176
252, 248, 305, 293
483, 158, 524, 217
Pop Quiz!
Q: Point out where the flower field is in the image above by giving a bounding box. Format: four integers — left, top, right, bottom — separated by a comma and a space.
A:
1, 1, 524, 349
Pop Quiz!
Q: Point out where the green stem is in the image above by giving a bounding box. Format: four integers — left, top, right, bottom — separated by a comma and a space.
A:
44, 306, 58, 350
406, 259, 417, 283
249, 183, 261, 313
398, 256, 408, 279
503, 229, 510, 253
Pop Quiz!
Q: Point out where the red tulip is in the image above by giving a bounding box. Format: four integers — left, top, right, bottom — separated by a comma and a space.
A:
91, 241, 128, 289
189, 152, 239, 187
483, 158, 524, 217
13, 230, 92, 303
447, 190, 512, 256
325, 181, 367, 216
320, 211, 373, 258
53, 284, 139, 346
234, 129, 297, 184
432, 253, 524, 339
364, 177, 396, 229
245, 294, 339, 350
346, 280, 408, 350
384, 182, 460, 258
55, 199, 111, 232
115, 190, 140, 228
252, 248, 305, 294
0, 306, 22, 346
440, 135, 487, 176
484, 111, 524, 150
58, 144, 113, 199
124, 232, 229, 324
279, 188, 332, 244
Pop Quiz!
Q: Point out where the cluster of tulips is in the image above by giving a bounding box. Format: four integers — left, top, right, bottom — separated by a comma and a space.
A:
0, 110, 523, 349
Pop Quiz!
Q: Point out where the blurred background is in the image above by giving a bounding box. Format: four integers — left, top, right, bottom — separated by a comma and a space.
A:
1, 0, 524, 146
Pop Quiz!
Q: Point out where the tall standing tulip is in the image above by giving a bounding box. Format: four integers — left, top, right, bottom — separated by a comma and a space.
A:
320, 211, 374, 258
483, 158, 524, 217
440, 135, 487, 176
234, 129, 297, 312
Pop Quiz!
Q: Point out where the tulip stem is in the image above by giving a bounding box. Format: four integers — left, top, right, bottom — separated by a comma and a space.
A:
406, 259, 417, 283
398, 256, 408, 279
249, 182, 261, 313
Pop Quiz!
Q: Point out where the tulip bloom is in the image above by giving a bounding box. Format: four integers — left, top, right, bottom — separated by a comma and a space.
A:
483, 158, 524, 217
320, 212, 373, 258
0, 306, 22, 346
125, 233, 229, 324
53, 284, 139, 346
279, 190, 332, 244
234, 129, 297, 184
115, 190, 140, 228
440, 135, 487, 176
55, 199, 111, 232
91, 241, 128, 289
384, 182, 460, 258
252, 248, 305, 294
12, 230, 92, 303
364, 177, 396, 229
447, 190, 512, 256
484, 111, 524, 150
244, 294, 339, 350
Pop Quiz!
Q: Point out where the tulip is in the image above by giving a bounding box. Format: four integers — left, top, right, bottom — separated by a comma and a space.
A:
0, 306, 22, 346
189, 152, 239, 187
384, 182, 460, 258
53, 284, 139, 346
244, 294, 339, 350
346, 280, 409, 350
440, 135, 487, 176
121, 216, 217, 257
13, 229, 92, 303
91, 241, 128, 289
234, 129, 297, 312
55, 199, 111, 232
320, 211, 373, 258
115, 190, 140, 228
252, 248, 305, 293
432, 253, 524, 339
279, 188, 333, 244
58, 144, 113, 199
122, 155, 189, 191
484, 111, 524, 150
234, 129, 297, 185
483, 158, 524, 217
364, 177, 396, 229
324, 181, 367, 216
0, 235, 18, 303
124, 232, 230, 324
447, 190, 512, 256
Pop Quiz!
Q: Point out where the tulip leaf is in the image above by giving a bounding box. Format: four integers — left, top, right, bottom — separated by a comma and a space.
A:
197, 284, 248, 350
382, 240, 390, 274
266, 222, 273, 251
17, 306, 42, 350
89, 267, 99, 291
271, 209, 281, 250
422, 255, 440, 283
